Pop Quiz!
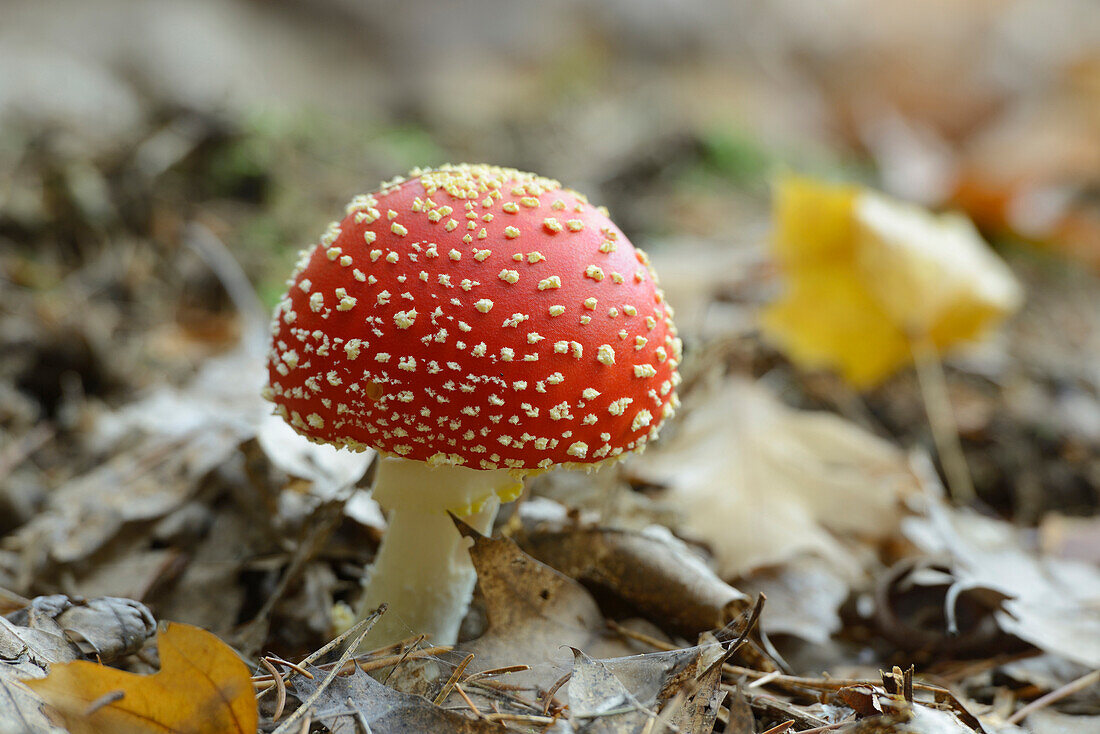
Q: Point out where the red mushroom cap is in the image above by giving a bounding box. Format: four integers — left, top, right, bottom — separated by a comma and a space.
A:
264, 164, 681, 472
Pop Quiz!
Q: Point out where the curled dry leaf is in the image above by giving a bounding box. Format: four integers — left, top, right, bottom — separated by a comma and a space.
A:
521, 524, 750, 638
632, 378, 916, 579
902, 494, 1100, 668
6, 595, 156, 663
26, 621, 257, 734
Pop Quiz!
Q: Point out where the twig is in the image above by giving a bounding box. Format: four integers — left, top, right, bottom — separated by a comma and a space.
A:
84, 690, 124, 716
749, 671, 782, 689
271, 605, 386, 734
759, 721, 794, 734
794, 718, 856, 734
606, 620, 678, 652
481, 712, 558, 725
911, 333, 975, 504
1005, 669, 1100, 725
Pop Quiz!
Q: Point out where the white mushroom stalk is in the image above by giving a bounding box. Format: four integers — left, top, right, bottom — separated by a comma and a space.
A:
358, 457, 522, 647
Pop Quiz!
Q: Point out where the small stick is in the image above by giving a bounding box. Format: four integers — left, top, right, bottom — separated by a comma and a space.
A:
253, 644, 451, 685
910, 334, 975, 504
606, 620, 677, 652
759, 721, 794, 734
84, 690, 124, 716
749, 671, 782, 689
1005, 669, 1100, 725
481, 712, 558, 725
794, 719, 855, 734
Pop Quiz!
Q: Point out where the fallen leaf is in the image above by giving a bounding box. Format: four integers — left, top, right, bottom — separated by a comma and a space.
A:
1025, 709, 1100, 734
632, 378, 916, 578
723, 686, 755, 734
457, 519, 608, 675
567, 648, 653, 733
520, 524, 750, 638
0, 675, 65, 734
6, 596, 156, 663
291, 664, 506, 734
736, 555, 851, 644
566, 644, 723, 733
26, 621, 257, 734
665, 658, 726, 734
902, 493, 1100, 668
763, 175, 1023, 387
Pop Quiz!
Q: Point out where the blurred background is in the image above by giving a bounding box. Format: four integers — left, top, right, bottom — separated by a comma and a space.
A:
2, 0, 1100, 678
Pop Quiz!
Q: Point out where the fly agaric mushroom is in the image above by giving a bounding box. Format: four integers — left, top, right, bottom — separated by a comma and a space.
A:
264, 164, 681, 645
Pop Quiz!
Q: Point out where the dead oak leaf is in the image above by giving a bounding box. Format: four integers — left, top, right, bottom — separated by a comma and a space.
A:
26, 621, 257, 734
632, 378, 917, 580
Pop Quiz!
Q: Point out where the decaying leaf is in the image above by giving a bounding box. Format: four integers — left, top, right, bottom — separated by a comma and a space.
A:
26, 621, 257, 734
521, 524, 750, 638
566, 644, 724, 734
567, 648, 653, 733
632, 378, 916, 579
763, 175, 1023, 387
902, 494, 1100, 668
736, 554, 851, 644
457, 519, 609, 676
0, 676, 66, 734
664, 657, 727, 734
6, 596, 156, 663
292, 664, 507, 734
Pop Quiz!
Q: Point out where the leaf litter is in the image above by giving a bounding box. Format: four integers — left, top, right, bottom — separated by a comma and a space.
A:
3, 7, 1100, 730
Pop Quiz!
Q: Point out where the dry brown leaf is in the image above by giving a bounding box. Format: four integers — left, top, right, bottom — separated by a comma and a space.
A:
457, 519, 606, 672
902, 492, 1100, 668
291, 664, 507, 734
26, 621, 257, 734
632, 379, 917, 579
521, 525, 750, 638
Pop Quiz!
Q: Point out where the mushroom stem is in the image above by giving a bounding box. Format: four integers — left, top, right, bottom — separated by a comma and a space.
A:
356, 457, 519, 647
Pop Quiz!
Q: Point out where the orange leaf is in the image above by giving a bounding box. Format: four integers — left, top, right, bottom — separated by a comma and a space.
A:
26, 621, 257, 734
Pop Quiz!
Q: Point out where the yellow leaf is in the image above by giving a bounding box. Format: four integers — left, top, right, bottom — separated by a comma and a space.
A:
762, 265, 912, 388
771, 174, 861, 267
26, 621, 257, 734
763, 176, 1023, 387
